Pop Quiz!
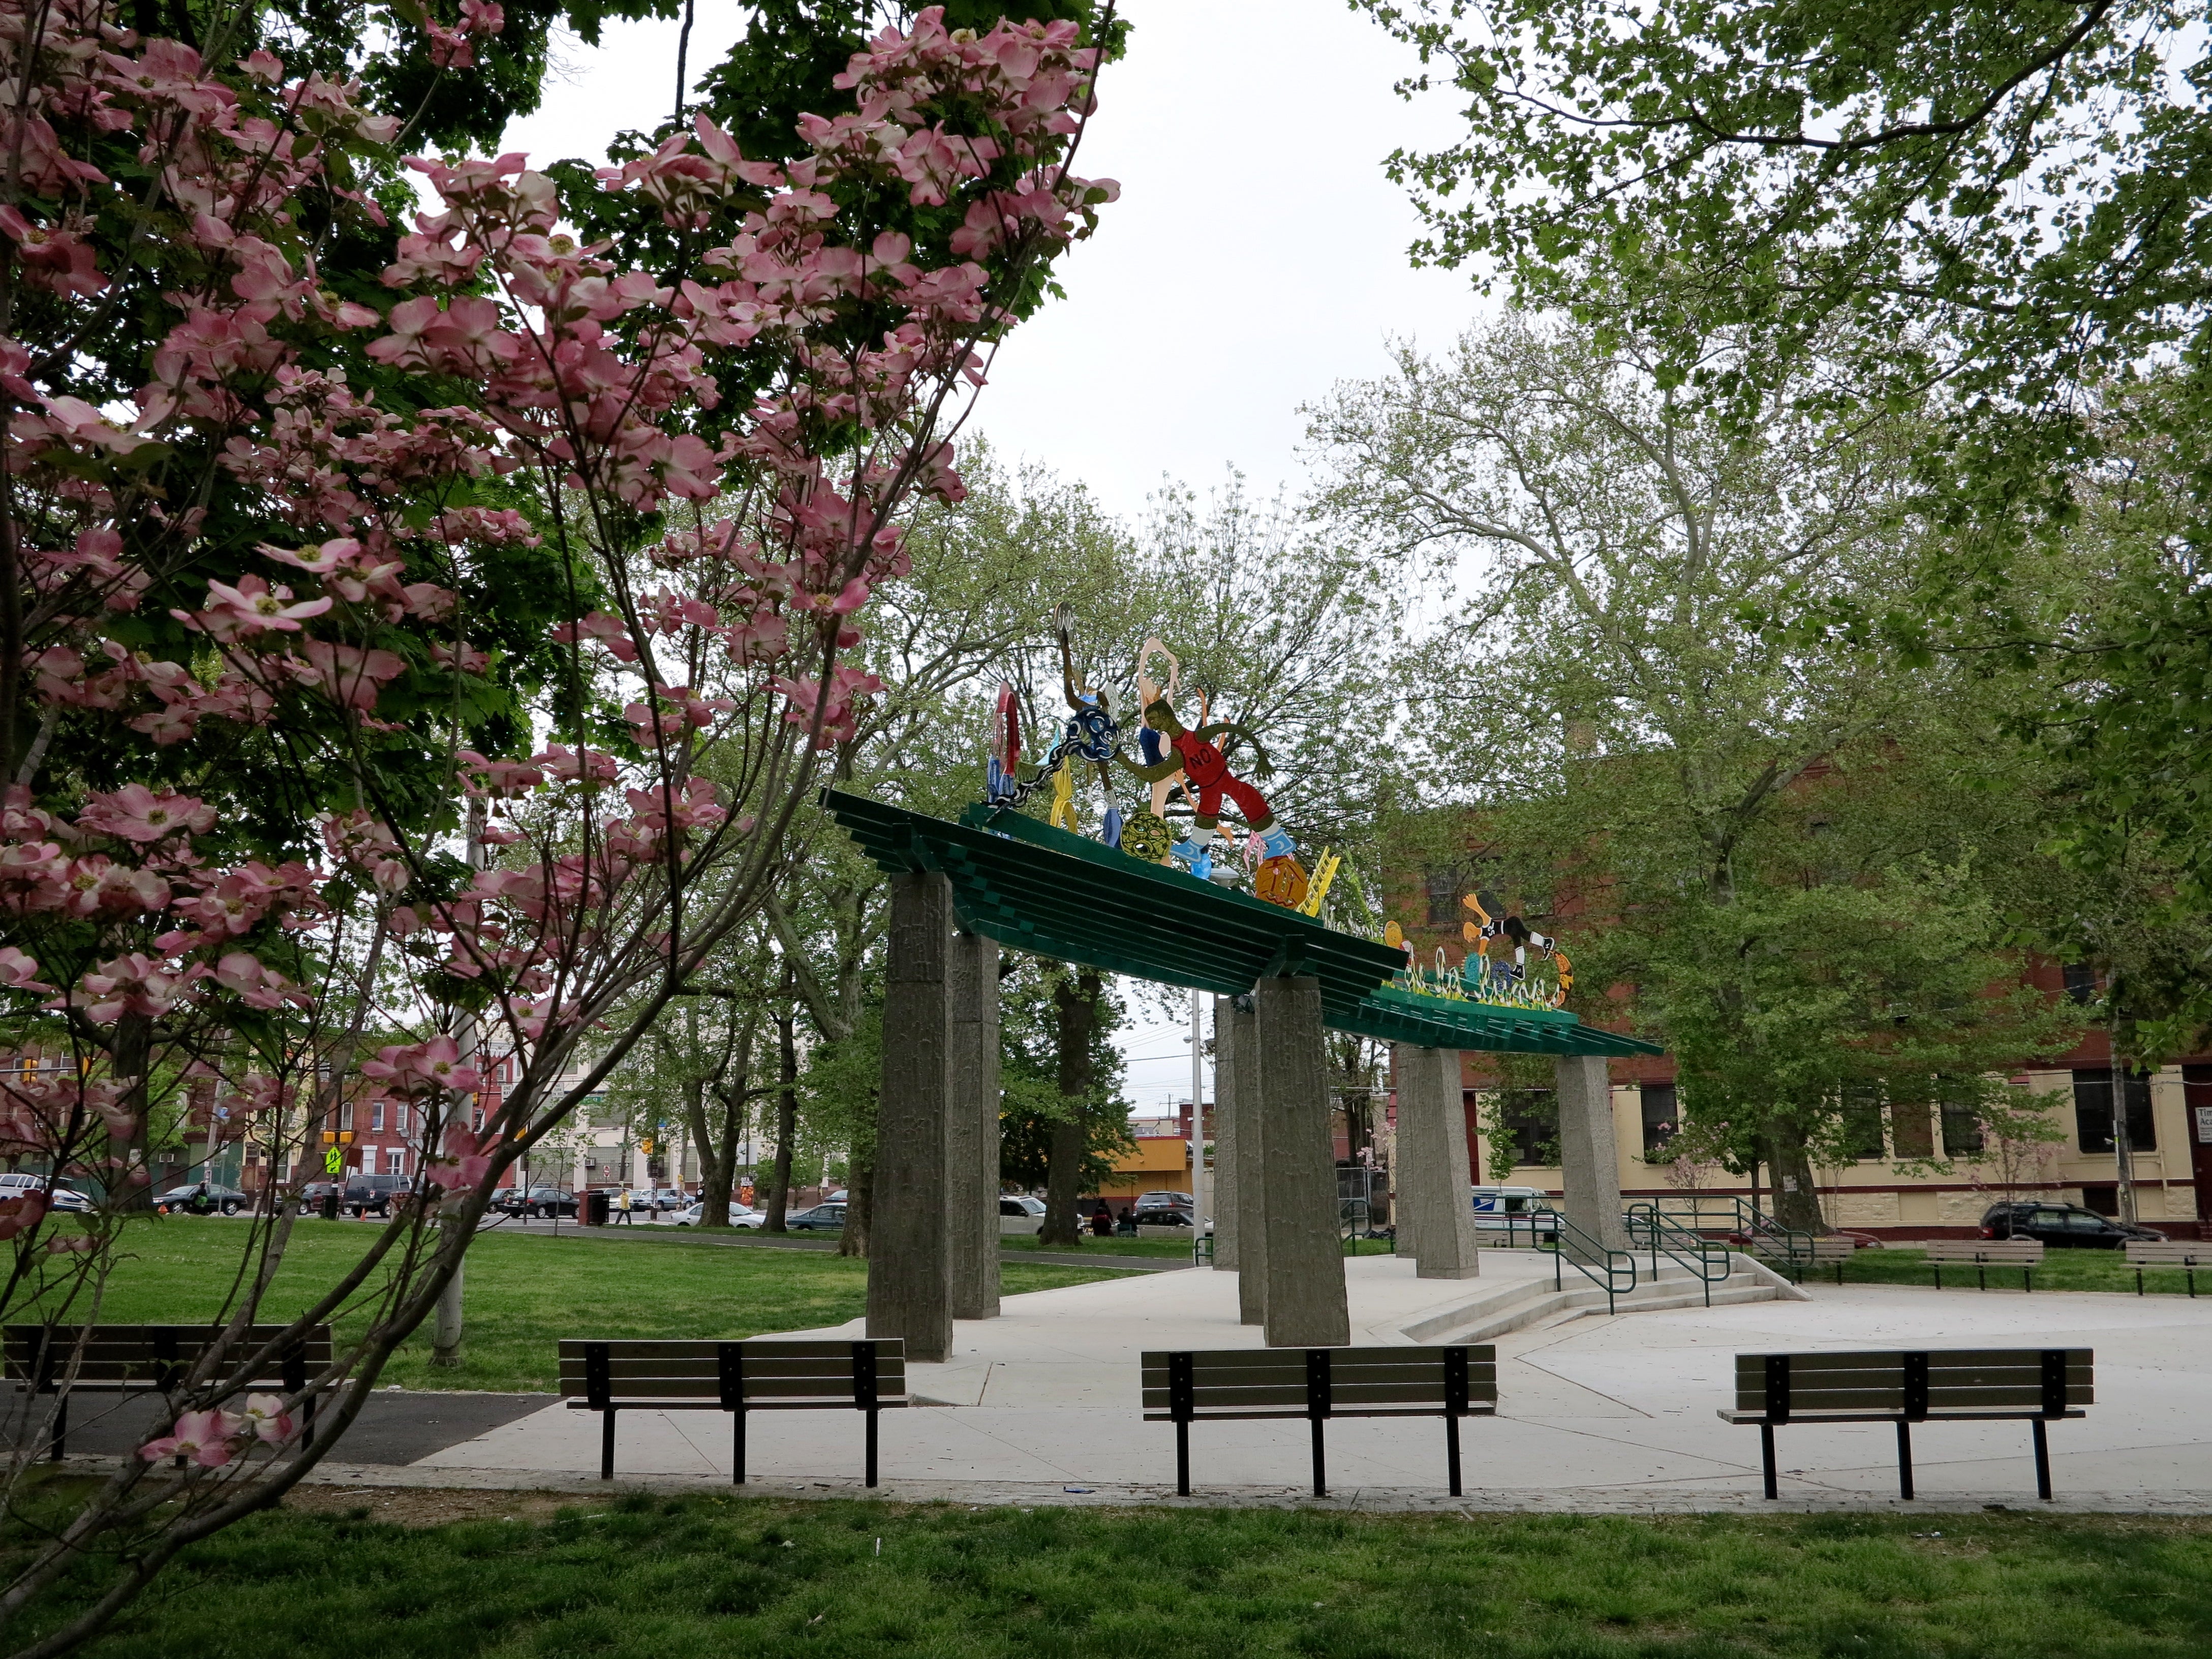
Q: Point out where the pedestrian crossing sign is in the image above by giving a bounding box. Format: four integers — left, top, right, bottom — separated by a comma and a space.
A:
324, 1147, 343, 1175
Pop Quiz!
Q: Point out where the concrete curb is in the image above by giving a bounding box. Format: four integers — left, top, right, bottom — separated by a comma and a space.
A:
287, 1462, 2212, 1517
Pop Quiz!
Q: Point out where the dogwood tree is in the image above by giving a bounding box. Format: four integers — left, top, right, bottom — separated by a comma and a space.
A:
0, 2, 1115, 1647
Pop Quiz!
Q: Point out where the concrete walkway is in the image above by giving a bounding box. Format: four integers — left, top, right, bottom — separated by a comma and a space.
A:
366, 1253, 2212, 1512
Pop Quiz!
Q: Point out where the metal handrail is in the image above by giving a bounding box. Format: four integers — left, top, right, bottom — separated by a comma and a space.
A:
1543, 1211, 1638, 1313
1624, 1206, 1733, 1306
1625, 1196, 1816, 1267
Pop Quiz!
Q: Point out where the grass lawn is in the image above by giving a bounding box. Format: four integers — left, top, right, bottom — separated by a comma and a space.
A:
41, 1219, 1122, 1393
44, 1498, 2211, 1659
998, 1233, 1198, 1257
1777, 1245, 2205, 1297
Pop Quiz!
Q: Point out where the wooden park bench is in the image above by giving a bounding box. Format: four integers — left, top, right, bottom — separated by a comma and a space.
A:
1923, 1238, 2043, 1291
2125, 1239, 2205, 1298
1721, 1347, 2092, 1501
557, 1338, 905, 1485
5, 1323, 330, 1461
1754, 1235, 1855, 1285
1142, 1344, 1495, 1497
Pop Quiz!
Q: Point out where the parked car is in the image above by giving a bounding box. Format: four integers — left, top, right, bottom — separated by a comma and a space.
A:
1980, 1202, 2163, 1249
154, 1182, 253, 1216
1130, 1202, 1192, 1227
511, 1186, 578, 1219
674, 1202, 765, 1228
0, 1173, 91, 1213
1135, 1190, 1192, 1212
999, 1195, 1046, 1218
647, 1188, 690, 1211
786, 1202, 846, 1231
1468, 1185, 1560, 1238
340, 1174, 415, 1217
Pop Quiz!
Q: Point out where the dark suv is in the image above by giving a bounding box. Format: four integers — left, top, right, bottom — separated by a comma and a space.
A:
342, 1174, 415, 1217
1980, 1202, 2164, 1249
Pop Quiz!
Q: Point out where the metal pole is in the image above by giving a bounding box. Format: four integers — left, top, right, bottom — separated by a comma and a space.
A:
1189, 987, 1207, 1256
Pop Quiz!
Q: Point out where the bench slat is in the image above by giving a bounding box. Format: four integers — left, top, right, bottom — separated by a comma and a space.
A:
555, 1339, 902, 1361
1141, 1382, 1484, 1410
1139, 1360, 1493, 1390
561, 1377, 909, 1402
556, 1356, 907, 1384
1921, 1241, 2043, 1261
1733, 1349, 2089, 1376
2125, 1242, 2206, 1264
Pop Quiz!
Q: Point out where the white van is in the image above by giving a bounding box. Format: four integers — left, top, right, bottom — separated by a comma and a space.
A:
1470, 1185, 1561, 1239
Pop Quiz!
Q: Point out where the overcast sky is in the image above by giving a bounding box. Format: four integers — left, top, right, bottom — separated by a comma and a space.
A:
503, 1, 1489, 1113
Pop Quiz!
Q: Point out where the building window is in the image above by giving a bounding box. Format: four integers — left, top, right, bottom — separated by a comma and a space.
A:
393, 1101, 408, 1137
1423, 867, 1461, 926
384, 1147, 407, 1176
370, 1100, 384, 1132
1493, 1087, 1558, 1166
339, 1101, 353, 1131
1936, 1077, 1984, 1158
1639, 1084, 1677, 1154
1838, 1082, 1885, 1160
2061, 962, 2099, 1005
1889, 1088, 1937, 1159
2072, 1069, 2156, 1154
471, 1106, 484, 1133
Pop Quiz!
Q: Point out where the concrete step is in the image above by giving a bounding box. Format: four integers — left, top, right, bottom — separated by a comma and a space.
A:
1401, 1263, 1786, 1345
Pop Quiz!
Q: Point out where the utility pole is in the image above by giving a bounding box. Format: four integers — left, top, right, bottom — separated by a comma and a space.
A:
1189, 986, 1207, 1254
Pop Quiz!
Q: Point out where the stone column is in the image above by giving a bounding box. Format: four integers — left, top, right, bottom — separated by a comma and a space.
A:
1393, 1043, 1480, 1278
1257, 974, 1349, 1347
1210, 995, 1239, 1272
1388, 1056, 1418, 1265
1555, 1054, 1631, 1259
1227, 995, 1266, 1325
947, 929, 1001, 1320
869, 871, 953, 1362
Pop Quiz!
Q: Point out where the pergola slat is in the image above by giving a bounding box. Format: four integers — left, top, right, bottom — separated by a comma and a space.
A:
822, 790, 1663, 1059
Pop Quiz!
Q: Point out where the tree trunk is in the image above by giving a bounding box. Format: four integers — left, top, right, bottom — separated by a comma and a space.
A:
762, 987, 798, 1233
113, 1012, 154, 1211
1761, 1127, 1827, 1233
1039, 967, 1098, 1247
839, 1145, 872, 1257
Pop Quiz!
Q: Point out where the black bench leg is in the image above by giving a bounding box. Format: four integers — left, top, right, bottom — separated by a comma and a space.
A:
1175, 1419, 1190, 1497
1895, 1421, 1914, 1500
1310, 1417, 1327, 1498
1445, 1412, 1463, 1498
2135, 1268, 2144, 1297
2032, 1419, 2053, 1502
1760, 1423, 1778, 1500
47, 1395, 67, 1464
732, 1407, 745, 1486
865, 1407, 879, 1489
600, 1409, 616, 1481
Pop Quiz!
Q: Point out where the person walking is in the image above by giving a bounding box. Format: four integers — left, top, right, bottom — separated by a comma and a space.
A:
617, 1184, 634, 1225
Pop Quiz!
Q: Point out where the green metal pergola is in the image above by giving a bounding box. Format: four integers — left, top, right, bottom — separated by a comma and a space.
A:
821, 790, 1661, 1059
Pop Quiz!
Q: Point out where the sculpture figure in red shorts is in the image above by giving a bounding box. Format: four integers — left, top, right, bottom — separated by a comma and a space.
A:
1116, 694, 1306, 901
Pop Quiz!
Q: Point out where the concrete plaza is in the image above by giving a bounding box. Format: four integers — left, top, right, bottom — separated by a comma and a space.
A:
313, 1251, 2212, 1513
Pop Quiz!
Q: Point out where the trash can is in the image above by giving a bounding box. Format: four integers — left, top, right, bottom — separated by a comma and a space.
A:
586, 1189, 610, 1227
319, 1191, 339, 1221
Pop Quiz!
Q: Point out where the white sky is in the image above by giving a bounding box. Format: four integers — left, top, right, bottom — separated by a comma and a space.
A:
502, 0, 1488, 1112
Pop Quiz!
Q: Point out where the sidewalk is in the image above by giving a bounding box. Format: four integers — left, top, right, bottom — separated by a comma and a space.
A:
386, 1252, 2212, 1511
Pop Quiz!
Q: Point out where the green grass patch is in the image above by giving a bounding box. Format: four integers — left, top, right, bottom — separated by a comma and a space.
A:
998, 1233, 1199, 1257
51, 1500, 2212, 1659
35, 1220, 1121, 1392
1778, 1245, 2205, 1297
